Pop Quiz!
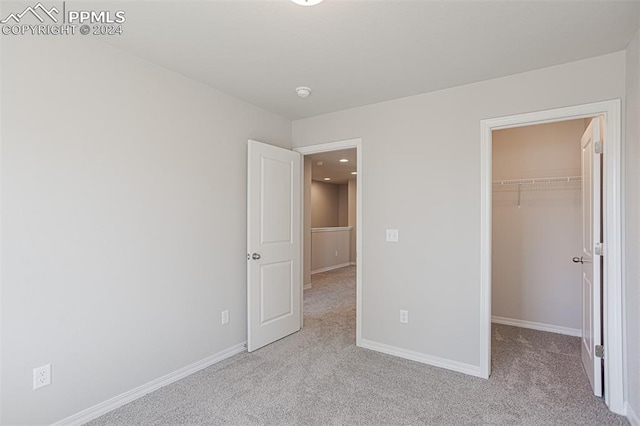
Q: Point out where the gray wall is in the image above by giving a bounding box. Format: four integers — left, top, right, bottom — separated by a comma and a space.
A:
338, 184, 349, 227
348, 179, 357, 263
0, 37, 291, 425
311, 228, 352, 272
311, 181, 340, 227
492, 120, 584, 331
625, 27, 640, 423
304, 157, 313, 287
292, 52, 625, 369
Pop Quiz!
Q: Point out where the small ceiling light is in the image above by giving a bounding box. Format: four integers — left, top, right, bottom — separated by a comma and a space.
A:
339, 159, 349, 163
351, 171, 357, 175
296, 86, 312, 98
291, 0, 324, 6
323, 177, 331, 181
316, 161, 323, 166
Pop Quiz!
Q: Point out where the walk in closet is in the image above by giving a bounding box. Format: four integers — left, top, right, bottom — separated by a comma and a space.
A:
491, 119, 587, 336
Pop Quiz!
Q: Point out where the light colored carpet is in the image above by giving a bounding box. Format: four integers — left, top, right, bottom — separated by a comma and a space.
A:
89, 266, 627, 425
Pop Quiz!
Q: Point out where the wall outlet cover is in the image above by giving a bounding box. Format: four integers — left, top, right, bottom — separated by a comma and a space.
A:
33, 364, 51, 390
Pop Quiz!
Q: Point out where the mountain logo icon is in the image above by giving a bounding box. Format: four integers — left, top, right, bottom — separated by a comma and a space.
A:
1, 3, 60, 24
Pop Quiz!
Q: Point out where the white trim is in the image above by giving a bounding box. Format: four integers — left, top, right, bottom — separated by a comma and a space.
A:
480, 119, 492, 380
492, 316, 581, 337
311, 226, 353, 233
52, 342, 246, 426
360, 339, 482, 378
295, 138, 363, 346
480, 100, 624, 414
311, 262, 351, 275
627, 402, 640, 426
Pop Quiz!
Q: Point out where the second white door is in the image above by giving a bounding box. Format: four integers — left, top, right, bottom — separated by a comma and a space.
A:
580, 117, 603, 397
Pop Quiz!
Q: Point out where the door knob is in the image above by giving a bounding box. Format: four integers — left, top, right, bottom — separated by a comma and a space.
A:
252, 253, 261, 260
572, 256, 583, 264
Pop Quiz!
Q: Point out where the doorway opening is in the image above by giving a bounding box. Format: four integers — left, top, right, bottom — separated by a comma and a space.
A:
296, 139, 363, 346
303, 148, 357, 342
480, 101, 624, 414
491, 117, 602, 402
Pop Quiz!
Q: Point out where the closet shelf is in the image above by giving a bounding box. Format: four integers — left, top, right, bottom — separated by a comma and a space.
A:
492, 175, 581, 186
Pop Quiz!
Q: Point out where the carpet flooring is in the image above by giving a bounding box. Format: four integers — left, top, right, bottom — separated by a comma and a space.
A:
89, 266, 627, 425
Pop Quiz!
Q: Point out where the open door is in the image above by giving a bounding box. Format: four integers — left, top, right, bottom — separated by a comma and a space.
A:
247, 140, 301, 352
579, 117, 603, 397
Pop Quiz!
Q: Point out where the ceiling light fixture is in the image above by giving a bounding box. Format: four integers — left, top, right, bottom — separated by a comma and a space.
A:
339, 159, 349, 163
296, 86, 312, 98
291, 0, 324, 6
323, 177, 331, 181
351, 171, 357, 175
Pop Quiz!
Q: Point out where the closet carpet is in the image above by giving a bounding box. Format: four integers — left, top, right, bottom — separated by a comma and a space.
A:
89, 266, 626, 425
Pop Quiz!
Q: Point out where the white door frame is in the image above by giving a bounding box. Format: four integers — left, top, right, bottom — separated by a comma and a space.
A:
295, 138, 363, 345
479, 100, 624, 414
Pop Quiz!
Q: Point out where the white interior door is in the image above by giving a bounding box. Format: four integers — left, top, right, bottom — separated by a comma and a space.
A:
579, 117, 603, 397
247, 140, 301, 352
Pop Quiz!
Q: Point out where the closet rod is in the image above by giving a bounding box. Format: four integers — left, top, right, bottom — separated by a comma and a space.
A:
492, 175, 581, 186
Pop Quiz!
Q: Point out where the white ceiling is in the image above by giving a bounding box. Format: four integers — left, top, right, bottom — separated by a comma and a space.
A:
102, 0, 640, 120
307, 148, 356, 184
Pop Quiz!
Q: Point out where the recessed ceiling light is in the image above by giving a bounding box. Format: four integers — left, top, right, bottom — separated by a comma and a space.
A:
339, 159, 349, 163
316, 161, 323, 166
323, 177, 331, 181
291, 0, 324, 6
351, 171, 357, 175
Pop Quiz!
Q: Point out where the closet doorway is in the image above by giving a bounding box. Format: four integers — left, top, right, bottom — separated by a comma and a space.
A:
479, 101, 624, 414
491, 117, 602, 393
491, 118, 586, 340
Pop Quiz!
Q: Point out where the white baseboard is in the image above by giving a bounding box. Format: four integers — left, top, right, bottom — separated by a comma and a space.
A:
359, 338, 482, 378
311, 262, 351, 275
492, 315, 581, 337
53, 342, 247, 426
627, 402, 640, 426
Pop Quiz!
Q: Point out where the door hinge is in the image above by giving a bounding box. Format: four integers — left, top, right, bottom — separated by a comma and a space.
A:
595, 345, 604, 359
595, 242, 604, 256
594, 140, 603, 154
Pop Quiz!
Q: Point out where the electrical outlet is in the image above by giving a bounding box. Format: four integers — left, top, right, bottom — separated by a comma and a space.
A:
33, 364, 51, 390
221, 310, 229, 325
400, 310, 409, 324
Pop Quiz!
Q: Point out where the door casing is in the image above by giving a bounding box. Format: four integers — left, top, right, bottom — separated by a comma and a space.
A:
295, 138, 363, 345
479, 100, 624, 414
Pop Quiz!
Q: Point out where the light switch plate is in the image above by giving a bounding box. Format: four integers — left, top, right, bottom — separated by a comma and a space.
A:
386, 229, 399, 242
